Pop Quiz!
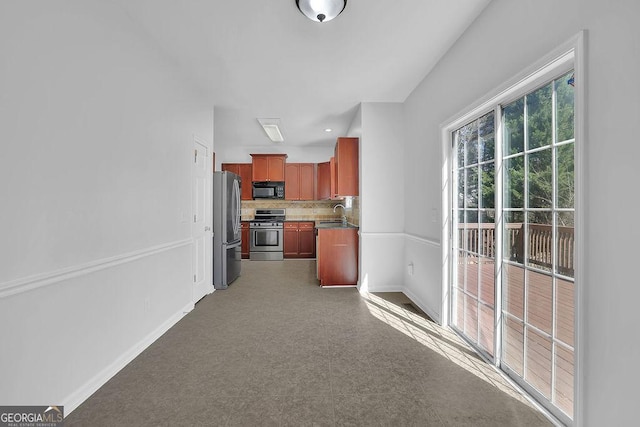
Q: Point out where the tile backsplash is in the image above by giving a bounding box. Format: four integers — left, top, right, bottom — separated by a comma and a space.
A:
241, 198, 359, 226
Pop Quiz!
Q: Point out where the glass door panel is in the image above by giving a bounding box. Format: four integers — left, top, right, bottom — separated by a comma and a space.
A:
451, 111, 496, 358
501, 71, 575, 419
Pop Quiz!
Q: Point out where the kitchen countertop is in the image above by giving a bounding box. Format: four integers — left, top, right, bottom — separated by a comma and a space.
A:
314, 221, 359, 229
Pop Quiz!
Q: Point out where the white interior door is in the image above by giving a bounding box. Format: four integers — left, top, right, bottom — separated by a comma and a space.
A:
192, 139, 213, 303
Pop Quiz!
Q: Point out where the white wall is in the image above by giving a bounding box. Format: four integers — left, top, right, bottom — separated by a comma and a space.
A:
402, 0, 640, 425
0, 0, 213, 411
357, 103, 405, 292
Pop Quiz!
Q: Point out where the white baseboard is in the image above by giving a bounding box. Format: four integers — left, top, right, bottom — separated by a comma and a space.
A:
404, 287, 441, 325
64, 301, 194, 415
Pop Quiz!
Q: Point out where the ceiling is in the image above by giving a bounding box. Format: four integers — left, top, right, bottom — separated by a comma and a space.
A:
112, 0, 492, 149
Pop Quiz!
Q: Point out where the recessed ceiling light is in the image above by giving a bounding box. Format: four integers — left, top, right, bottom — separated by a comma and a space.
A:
257, 118, 284, 142
324, 128, 332, 132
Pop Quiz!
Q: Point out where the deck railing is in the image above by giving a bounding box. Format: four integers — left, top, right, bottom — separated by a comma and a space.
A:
457, 223, 574, 276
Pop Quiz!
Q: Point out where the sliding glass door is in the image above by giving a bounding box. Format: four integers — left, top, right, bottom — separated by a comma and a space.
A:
450, 70, 575, 421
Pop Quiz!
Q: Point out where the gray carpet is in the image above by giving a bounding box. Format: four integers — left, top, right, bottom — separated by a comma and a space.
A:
66, 259, 551, 426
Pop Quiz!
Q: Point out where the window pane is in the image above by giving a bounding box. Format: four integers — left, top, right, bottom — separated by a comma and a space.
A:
557, 143, 574, 209
464, 294, 479, 341
504, 211, 524, 262
527, 270, 553, 334
480, 210, 495, 258
526, 327, 552, 398
504, 263, 525, 319
481, 162, 495, 209
456, 211, 465, 250
452, 286, 464, 330
527, 212, 553, 272
479, 304, 495, 356
466, 121, 479, 166
466, 166, 479, 208
556, 278, 574, 346
465, 254, 479, 297
554, 345, 574, 418
527, 83, 552, 149
456, 133, 465, 169
556, 72, 575, 142
503, 98, 524, 154
465, 211, 479, 252
479, 111, 495, 161
504, 156, 524, 208
528, 149, 553, 209
479, 256, 495, 306
504, 316, 524, 376
557, 212, 575, 277
456, 169, 465, 208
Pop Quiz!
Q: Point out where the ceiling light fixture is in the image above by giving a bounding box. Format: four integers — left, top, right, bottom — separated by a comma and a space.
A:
324, 128, 332, 132
257, 118, 284, 142
296, 0, 347, 23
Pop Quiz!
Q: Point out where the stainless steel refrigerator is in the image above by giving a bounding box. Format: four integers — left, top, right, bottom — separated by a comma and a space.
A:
213, 171, 242, 289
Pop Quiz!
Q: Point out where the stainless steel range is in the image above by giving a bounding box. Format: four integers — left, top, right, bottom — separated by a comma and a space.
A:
250, 209, 286, 261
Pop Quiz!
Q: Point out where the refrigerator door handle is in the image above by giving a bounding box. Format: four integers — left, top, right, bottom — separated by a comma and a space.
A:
234, 178, 241, 236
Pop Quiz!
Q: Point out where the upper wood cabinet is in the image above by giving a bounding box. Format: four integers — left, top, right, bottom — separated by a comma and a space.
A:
316, 161, 331, 200
334, 137, 359, 197
285, 163, 315, 200
250, 154, 287, 182
221, 163, 253, 200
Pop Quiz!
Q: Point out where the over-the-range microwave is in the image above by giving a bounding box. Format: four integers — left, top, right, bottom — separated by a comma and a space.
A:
252, 181, 285, 199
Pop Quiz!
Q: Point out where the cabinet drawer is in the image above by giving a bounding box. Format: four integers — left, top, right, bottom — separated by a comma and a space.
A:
299, 222, 315, 230
284, 222, 299, 229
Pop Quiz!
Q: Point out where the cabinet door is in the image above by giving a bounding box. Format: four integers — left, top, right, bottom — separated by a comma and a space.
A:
299, 163, 315, 200
318, 228, 358, 285
283, 222, 299, 258
252, 156, 270, 181
330, 157, 337, 199
241, 222, 250, 259
268, 156, 286, 181
298, 223, 316, 258
238, 164, 253, 200
317, 162, 331, 200
285, 163, 300, 200
221, 163, 239, 174
335, 137, 359, 197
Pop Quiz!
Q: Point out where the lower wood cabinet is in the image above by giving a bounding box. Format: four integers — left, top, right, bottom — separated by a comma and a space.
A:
241, 221, 250, 259
284, 222, 316, 258
317, 227, 358, 286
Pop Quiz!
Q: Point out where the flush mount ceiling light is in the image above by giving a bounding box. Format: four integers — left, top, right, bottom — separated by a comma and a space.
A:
296, 0, 347, 23
257, 118, 284, 142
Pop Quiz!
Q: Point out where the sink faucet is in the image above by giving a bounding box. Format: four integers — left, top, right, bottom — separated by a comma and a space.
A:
333, 204, 347, 226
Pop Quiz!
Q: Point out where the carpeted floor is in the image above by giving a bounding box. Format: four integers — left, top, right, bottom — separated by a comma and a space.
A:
66, 259, 552, 426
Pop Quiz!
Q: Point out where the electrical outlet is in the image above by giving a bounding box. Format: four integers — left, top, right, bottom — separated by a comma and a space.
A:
431, 208, 438, 223
408, 262, 414, 276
